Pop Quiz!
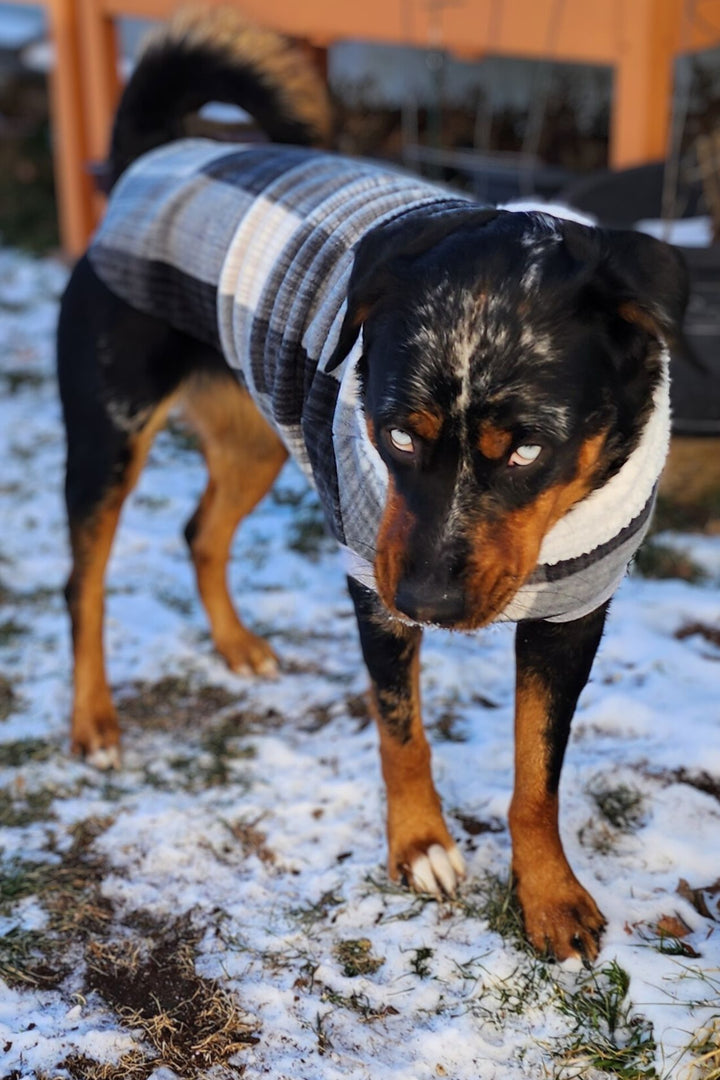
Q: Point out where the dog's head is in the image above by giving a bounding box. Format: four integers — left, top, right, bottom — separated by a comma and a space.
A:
330, 208, 688, 629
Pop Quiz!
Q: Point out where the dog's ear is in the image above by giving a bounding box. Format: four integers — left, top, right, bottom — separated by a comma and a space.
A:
326, 207, 500, 372
564, 222, 689, 342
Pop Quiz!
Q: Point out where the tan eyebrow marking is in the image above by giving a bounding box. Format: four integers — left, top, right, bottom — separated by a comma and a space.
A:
406, 410, 443, 441
477, 423, 513, 460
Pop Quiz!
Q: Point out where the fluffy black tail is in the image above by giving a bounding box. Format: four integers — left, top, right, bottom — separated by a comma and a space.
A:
109, 7, 333, 186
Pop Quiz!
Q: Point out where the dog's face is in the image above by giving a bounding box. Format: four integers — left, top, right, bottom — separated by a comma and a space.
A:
331, 209, 687, 629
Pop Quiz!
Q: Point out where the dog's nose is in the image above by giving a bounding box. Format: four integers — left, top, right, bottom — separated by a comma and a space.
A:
395, 580, 466, 626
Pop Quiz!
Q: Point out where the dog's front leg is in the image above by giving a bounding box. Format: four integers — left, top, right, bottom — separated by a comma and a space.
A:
348, 578, 465, 898
510, 604, 609, 963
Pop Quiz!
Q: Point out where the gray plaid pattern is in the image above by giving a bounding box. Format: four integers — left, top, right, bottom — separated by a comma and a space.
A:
88, 138, 669, 624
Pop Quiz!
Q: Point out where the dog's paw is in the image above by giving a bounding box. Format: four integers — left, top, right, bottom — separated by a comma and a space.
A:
85, 744, 122, 770
218, 630, 280, 678
518, 878, 606, 964
71, 712, 121, 770
409, 843, 466, 898
390, 840, 466, 899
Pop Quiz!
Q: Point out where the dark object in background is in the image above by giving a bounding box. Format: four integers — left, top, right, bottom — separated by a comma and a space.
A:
562, 163, 720, 436
561, 161, 704, 228
0, 70, 58, 252
673, 245, 720, 435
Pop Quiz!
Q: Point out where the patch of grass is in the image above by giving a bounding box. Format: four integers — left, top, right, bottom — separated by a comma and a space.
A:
0, 369, 46, 394
85, 920, 258, 1078
0, 926, 60, 989
0, 618, 28, 644
194, 720, 257, 788
0, 821, 113, 989
334, 938, 384, 977
118, 675, 237, 731
0, 785, 56, 827
319, 986, 399, 1021
430, 953, 553, 1028
0, 859, 50, 908
453, 811, 505, 838
676, 622, 720, 650
589, 781, 646, 832
41, 817, 116, 940
0, 738, 54, 767
579, 780, 646, 855
551, 960, 658, 1079
458, 872, 528, 950
0, 676, 20, 720
291, 888, 345, 929
59, 1049, 154, 1080
0, 816, 114, 945
409, 945, 434, 978
668, 769, 720, 804
154, 587, 195, 616
429, 707, 470, 743
364, 874, 431, 922
133, 493, 171, 511
645, 919, 701, 959
683, 1020, 720, 1080
223, 815, 276, 866
633, 540, 706, 583
120, 678, 264, 789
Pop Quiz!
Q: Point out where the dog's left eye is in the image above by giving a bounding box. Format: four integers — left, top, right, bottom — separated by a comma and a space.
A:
508, 444, 542, 467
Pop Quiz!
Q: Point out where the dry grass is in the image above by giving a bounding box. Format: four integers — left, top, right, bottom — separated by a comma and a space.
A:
85, 921, 258, 1078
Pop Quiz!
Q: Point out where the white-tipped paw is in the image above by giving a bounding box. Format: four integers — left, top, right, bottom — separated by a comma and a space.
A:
231, 653, 279, 679
408, 843, 466, 898
86, 744, 121, 770
223, 636, 280, 679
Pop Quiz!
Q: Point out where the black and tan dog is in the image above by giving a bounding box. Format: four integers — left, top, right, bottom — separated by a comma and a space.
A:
58, 9, 688, 962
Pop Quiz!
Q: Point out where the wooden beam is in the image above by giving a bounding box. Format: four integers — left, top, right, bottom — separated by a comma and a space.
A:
610, 0, 684, 168
46, 0, 96, 253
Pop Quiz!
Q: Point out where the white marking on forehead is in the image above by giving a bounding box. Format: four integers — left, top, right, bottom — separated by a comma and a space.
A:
518, 214, 563, 292
407, 287, 486, 415
449, 290, 486, 414
535, 400, 572, 435
519, 325, 555, 361
520, 258, 542, 293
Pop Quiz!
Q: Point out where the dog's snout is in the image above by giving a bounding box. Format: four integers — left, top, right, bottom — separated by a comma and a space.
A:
395, 578, 466, 627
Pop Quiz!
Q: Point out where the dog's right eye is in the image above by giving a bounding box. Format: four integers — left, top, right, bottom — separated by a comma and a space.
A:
383, 427, 417, 461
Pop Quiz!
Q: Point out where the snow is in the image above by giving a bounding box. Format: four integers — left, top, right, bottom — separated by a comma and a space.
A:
0, 247, 718, 1078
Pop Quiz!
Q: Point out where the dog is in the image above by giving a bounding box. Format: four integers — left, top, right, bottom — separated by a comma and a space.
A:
57, 8, 688, 963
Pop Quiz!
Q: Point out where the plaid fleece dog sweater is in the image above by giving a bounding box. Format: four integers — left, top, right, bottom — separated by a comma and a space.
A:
88, 138, 670, 624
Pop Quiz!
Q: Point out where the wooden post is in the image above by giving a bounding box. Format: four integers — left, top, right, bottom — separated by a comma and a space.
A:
610, 0, 684, 168
77, 0, 122, 223
46, 0, 96, 254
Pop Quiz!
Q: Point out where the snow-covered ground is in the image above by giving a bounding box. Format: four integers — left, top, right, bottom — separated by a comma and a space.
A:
0, 248, 718, 1079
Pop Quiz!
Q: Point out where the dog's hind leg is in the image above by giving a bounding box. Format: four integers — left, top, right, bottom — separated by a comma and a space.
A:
180, 374, 288, 675
63, 404, 176, 765
58, 256, 208, 764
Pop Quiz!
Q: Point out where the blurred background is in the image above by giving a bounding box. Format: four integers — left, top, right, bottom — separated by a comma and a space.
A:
0, 0, 718, 536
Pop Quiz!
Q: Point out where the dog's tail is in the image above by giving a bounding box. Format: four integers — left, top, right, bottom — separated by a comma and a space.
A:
108, 6, 333, 186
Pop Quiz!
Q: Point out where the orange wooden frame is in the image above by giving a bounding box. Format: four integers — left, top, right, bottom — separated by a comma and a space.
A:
13, 0, 720, 254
